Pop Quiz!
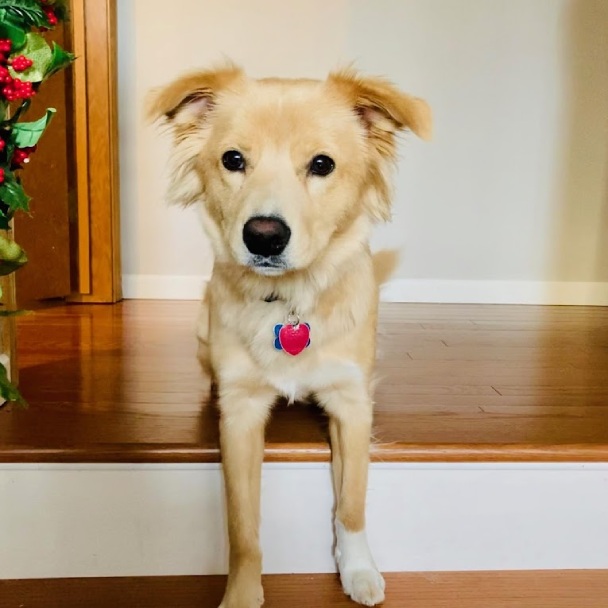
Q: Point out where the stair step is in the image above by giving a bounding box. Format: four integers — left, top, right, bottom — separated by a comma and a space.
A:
3, 571, 607, 608
2, 301, 608, 464
2, 302, 608, 580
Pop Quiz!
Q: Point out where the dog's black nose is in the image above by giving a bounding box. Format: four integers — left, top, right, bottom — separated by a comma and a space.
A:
243, 216, 291, 257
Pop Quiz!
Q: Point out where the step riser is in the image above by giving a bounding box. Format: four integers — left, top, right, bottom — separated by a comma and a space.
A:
2, 463, 608, 579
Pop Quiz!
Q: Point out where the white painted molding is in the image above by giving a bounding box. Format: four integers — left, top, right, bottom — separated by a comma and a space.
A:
122, 274, 209, 300
123, 274, 608, 305
380, 279, 608, 305
2, 462, 608, 579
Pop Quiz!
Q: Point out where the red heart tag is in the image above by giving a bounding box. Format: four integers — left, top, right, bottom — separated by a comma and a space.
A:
278, 323, 311, 356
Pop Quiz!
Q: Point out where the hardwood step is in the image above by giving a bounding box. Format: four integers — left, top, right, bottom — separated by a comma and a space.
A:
3, 571, 608, 607
1, 300, 608, 463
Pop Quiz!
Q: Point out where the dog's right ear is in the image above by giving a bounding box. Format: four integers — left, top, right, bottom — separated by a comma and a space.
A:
145, 64, 244, 128
145, 65, 244, 207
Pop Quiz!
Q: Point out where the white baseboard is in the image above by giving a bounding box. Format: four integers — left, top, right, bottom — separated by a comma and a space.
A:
123, 274, 608, 305
2, 462, 608, 579
381, 279, 608, 305
122, 274, 209, 300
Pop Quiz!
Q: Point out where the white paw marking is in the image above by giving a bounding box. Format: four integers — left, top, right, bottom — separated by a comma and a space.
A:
341, 568, 386, 606
335, 520, 385, 606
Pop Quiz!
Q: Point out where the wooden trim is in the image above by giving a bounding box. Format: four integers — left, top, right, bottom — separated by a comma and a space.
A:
69, 0, 90, 294
5, 442, 608, 465
68, 0, 121, 303
2, 572, 608, 607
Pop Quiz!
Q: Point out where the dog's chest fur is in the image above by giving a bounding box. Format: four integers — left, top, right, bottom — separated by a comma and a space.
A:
207, 283, 374, 402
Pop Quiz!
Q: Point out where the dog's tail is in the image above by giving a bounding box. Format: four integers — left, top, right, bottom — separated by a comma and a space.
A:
372, 249, 399, 286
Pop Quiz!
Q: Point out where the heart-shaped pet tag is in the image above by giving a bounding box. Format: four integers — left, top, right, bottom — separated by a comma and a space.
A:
274, 322, 311, 356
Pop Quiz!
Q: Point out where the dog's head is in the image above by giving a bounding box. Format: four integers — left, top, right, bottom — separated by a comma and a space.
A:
148, 64, 431, 276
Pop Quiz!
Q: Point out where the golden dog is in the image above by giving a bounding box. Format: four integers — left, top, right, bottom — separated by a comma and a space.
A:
149, 64, 431, 607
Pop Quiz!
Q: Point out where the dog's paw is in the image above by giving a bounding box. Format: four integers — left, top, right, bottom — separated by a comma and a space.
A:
334, 520, 384, 605
340, 568, 386, 606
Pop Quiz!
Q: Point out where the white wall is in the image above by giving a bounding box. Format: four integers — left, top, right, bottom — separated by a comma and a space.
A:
117, 0, 608, 304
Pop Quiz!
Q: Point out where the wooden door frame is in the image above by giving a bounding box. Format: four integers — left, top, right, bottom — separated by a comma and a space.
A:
68, 0, 121, 303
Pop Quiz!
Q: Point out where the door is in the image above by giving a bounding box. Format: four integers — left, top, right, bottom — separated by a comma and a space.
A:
14, 24, 72, 306
10, 0, 120, 306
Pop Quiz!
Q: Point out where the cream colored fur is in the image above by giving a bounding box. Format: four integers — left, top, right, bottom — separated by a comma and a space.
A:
148, 64, 431, 608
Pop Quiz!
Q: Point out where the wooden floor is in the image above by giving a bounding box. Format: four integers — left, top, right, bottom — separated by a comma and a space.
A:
3, 571, 608, 608
1, 300, 608, 462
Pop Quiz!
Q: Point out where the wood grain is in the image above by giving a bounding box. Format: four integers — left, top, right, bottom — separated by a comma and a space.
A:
1, 301, 608, 462
68, 0, 91, 295
2, 571, 608, 608
68, 0, 121, 303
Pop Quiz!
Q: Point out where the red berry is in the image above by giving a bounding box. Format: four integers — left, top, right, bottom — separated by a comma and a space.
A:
11, 56, 33, 72
0, 40, 11, 53
0, 168, 4, 184
0, 140, 5, 153
1, 76, 35, 101
43, 7, 58, 26
12, 146, 36, 167
13, 149, 29, 165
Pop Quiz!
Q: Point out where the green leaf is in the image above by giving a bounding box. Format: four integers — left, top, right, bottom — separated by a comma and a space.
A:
0, 257, 27, 274
0, 10, 26, 49
5, 98, 31, 126
0, 232, 26, 261
0, 233, 27, 274
8, 32, 53, 82
12, 107, 55, 147
0, 215, 9, 231
0, 0, 47, 29
0, 360, 26, 407
0, 173, 30, 214
45, 42, 74, 78
53, 0, 70, 22
3, 137, 15, 167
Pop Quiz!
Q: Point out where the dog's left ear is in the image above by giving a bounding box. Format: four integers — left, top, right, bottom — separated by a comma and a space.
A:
328, 69, 431, 221
328, 68, 432, 148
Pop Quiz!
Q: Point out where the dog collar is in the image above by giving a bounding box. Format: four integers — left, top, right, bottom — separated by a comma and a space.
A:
274, 311, 311, 356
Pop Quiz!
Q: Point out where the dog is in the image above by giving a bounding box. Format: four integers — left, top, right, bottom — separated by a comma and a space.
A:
148, 64, 431, 608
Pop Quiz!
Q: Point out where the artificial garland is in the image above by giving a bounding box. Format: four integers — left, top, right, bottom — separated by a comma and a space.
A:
0, 0, 74, 404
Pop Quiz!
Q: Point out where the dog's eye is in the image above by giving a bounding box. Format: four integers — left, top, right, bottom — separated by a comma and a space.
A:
222, 150, 246, 172
309, 155, 335, 177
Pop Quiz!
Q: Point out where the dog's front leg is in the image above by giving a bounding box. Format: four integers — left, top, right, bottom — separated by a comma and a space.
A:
319, 386, 385, 607
218, 383, 274, 608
